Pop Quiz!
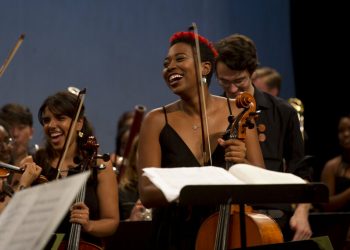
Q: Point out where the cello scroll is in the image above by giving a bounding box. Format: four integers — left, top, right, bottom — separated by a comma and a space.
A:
228, 92, 258, 141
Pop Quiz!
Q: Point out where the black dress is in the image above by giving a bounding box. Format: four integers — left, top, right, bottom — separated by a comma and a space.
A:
118, 180, 139, 220
149, 107, 226, 250
43, 164, 101, 247
334, 161, 350, 212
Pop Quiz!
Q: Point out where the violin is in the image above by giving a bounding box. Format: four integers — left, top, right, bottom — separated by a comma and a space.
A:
0, 161, 48, 184
195, 92, 283, 249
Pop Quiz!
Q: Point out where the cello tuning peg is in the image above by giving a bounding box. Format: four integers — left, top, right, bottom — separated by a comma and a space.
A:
227, 115, 235, 124
250, 111, 260, 120
243, 119, 255, 129
250, 110, 260, 116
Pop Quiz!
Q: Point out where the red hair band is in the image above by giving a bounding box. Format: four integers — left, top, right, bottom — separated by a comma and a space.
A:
170, 31, 218, 58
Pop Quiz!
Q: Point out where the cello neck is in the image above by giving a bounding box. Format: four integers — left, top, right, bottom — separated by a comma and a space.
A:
215, 202, 232, 250
66, 184, 86, 250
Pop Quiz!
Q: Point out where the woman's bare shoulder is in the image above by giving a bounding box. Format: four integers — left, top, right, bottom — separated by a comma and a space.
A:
142, 101, 180, 129
323, 156, 342, 173
211, 95, 238, 113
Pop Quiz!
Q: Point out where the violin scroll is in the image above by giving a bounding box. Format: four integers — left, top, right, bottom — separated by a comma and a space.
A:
76, 134, 109, 171
81, 135, 99, 158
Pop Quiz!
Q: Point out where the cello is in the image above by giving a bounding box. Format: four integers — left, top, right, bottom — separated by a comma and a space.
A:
195, 92, 283, 250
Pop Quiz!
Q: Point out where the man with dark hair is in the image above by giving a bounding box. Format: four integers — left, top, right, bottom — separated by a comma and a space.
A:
215, 34, 312, 241
0, 103, 34, 166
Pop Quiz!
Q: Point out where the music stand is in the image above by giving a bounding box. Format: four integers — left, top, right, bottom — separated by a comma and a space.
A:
179, 183, 329, 249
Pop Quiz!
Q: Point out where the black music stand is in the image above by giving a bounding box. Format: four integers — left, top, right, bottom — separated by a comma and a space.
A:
179, 183, 329, 249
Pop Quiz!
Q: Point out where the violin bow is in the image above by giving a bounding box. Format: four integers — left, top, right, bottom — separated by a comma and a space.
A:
55, 88, 86, 179
0, 33, 25, 78
190, 23, 212, 166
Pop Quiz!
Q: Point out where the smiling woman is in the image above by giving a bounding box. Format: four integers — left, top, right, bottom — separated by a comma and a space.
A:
32, 91, 119, 248
137, 31, 264, 250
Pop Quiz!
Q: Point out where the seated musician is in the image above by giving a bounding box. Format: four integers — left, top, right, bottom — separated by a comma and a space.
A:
0, 118, 42, 213
321, 114, 350, 249
30, 91, 119, 248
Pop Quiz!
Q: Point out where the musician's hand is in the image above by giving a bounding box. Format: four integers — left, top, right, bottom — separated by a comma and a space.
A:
218, 138, 247, 163
19, 155, 34, 166
129, 199, 149, 221
70, 202, 92, 232
19, 163, 42, 188
290, 204, 312, 241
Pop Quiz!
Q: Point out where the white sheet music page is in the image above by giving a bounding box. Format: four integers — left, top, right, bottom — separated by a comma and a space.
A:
0, 171, 90, 250
228, 163, 306, 184
142, 166, 244, 202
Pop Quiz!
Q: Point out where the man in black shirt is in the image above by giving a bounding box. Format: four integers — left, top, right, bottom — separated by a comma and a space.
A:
214, 34, 312, 241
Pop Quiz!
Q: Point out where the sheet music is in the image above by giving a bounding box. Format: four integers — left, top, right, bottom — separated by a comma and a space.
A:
143, 164, 306, 202
143, 166, 244, 202
228, 163, 306, 184
0, 171, 90, 250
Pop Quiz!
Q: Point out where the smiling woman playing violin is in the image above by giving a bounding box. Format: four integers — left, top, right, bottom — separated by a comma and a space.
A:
137, 31, 264, 250
30, 91, 119, 249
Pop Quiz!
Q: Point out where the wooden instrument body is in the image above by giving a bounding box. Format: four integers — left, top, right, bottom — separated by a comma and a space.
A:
196, 206, 283, 249
58, 240, 103, 250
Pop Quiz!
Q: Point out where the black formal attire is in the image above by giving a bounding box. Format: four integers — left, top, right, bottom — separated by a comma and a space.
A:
254, 87, 312, 241
34, 150, 102, 248
149, 107, 227, 250
223, 87, 312, 240
118, 180, 139, 220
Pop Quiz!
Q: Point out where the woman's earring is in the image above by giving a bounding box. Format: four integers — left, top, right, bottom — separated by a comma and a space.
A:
201, 77, 207, 84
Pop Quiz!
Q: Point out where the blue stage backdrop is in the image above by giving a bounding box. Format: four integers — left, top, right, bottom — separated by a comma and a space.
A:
0, 0, 293, 153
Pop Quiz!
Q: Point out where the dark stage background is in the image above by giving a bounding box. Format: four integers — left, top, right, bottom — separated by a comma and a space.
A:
291, 1, 350, 180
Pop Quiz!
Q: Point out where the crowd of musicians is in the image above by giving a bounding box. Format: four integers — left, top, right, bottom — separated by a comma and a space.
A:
0, 31, 349, 250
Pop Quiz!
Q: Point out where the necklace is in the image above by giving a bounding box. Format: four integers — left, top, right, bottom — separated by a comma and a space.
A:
179, 101, 201, 131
